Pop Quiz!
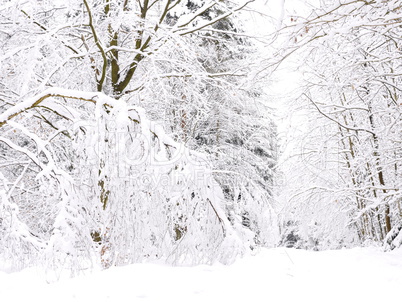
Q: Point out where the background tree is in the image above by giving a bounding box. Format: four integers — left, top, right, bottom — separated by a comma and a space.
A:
274, 0, 402, 249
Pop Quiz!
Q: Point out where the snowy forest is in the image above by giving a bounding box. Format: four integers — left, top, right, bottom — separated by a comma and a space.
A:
0, 0, 401, 276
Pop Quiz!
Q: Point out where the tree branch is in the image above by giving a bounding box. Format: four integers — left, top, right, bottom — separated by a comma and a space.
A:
303, 93, 376, 135
83, 0, 108, 92
20, 10, 80, 55
175, 0, 254, 36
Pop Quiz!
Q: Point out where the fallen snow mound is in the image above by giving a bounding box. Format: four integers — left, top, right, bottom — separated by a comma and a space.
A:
1, 247, 401, 302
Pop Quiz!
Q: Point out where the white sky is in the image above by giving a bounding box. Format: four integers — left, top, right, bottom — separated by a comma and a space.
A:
241, 0, 318, 166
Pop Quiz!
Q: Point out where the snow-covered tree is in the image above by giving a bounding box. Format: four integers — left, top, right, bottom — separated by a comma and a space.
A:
274, 0, 402, 249
0, 89, 248, 270
0, 0, 278, 270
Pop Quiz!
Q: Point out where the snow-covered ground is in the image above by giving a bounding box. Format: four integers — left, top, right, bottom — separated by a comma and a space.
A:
1, 247, 401, 302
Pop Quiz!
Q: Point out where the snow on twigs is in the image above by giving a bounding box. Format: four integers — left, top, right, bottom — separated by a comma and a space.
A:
0, 88, 245, 271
